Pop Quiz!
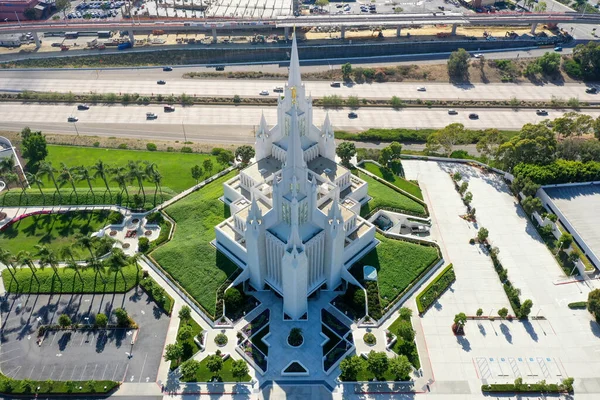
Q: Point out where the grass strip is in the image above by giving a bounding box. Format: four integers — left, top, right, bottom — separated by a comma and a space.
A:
362, 161, 423, 200
416, 264, 455, 314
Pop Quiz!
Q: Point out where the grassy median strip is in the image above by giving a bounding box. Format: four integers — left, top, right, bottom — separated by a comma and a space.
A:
416, 264, 455, 314
151, 171, 239, 318
0, 373, 119, 395
2, 264, 140, 294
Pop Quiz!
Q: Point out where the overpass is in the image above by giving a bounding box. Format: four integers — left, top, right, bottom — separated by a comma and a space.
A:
0, 11, 597, 46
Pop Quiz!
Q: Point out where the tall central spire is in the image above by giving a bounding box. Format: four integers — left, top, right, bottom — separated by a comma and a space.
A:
287, 32, 302, 88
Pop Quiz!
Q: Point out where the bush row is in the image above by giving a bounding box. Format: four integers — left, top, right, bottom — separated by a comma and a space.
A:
513, 159, 600, 186
0, 374, 119, 396
139, 274, 175, 315
490, 249, 526, 318
416, 264, 455, 314
365, 281, 383, 320
568, 301, 588, 309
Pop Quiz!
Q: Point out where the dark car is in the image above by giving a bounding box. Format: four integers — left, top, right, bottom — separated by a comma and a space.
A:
348, 112, 358, 118
585, 87, 598, 94
468, 113, 479, 119
536, 109, 548, 116
215, 66, 225, 71
67, 116, 78, 122
77, 104, 89, 110
162, 66, 173, 71
157, 80, 166, 85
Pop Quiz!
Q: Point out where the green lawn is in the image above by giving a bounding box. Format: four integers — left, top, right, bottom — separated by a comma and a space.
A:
362, 162, 423, 200
2, 263, 140, 294
170, 317, 203, 370
151, 171, 239, 317
356, 171, 426, 217
0, 210, 118, 259
388, 311, 421, 369
45, 145, 225, 193
352, 234, 439, 309
191, 356, 251, 382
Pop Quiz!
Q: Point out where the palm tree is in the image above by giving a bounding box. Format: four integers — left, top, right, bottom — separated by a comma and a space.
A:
16, 250, 39, 285
75, 234, 96, 261
149, 169, 162, 206
127, 161, 147, 204
36, 245, 61, 283
39, 161, 62, 202
91, 160, 111, 197
65, 259, 84, 287
2, 172, 18, 192
0, 155, 15, 174
60, 245, 84, 284
26, 171, 45, 202
77, 166, 95, 199
106, 247, 129, 285
0, 248, 18, 285
112, 170, 129, 201
58, 163, 78, 202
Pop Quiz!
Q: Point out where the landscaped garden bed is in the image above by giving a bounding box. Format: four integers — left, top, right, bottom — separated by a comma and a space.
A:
169, 314, 203, 370
322, 325, 342, 355
321, 309, 350, 338
387, 308, 421, 369
0, 373, 119, 396
331, 283, 366, 321
188, 355, 251, 383
242, 341, 268, 372
416, 264, 455, 314
151, 171, 240, 319
241, 309, 270, 338
324, 339, 351, 372
138, 274, 175, 315
362, 161, 424, 200
251, 325, 270, 356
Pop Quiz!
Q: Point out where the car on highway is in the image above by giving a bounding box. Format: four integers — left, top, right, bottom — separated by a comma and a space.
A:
77, 104, 90, 110
448, 109, 458, 115
554, 46, 563, 52
468, 113, 479, 119
330, 82, 341, 87
146, 112, 158, 119
536, 109, 548, 116
473, 53, 484, 58
259, 90, 269, 96
273, 87, 284, 93
348, 112, 358, 118
585, 87, 598, 94
157, 80, 166, 85
162, 66, 173, 71
215, 66, 225, 71
417, 87, 426, 91
67, 116, 78, 122
164, 105, 175, 112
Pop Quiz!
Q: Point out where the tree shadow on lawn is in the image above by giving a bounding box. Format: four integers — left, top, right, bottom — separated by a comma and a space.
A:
500, 323, 513, 344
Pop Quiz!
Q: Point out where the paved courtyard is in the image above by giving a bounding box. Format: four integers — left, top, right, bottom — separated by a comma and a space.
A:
402, 160, 600, 395
0, 288, 170, 383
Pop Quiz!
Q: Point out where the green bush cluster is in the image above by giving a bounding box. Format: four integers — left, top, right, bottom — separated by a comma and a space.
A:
388, 308, 420, 369
513, 159, 600, 185
365, 281, 382, 320
0, 374, 118, 395
139, 275, 174, 315
568, 301, 587, 309
490, 249, 530, 318
416, 264, 455, 314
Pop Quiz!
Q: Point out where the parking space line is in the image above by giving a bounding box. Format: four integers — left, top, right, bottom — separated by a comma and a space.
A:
28, 365, 35, 379
537, 357, 551, 379
101, 364, 108, 380
546, 358, 562, 377
48, 366, 56, 380
80, 364, 88, 380
0, 355, 22, 364
0, 347, 22, 356
4, 365, 21, 379
91, 364, 98, 380
50, 332, 58, 346
39, 365, 46, 380
58, 366, 66, 381
111, 363, 118, 381
508, 357, 521, 378
526, 357, 539, 377
70, 365, 77, 380
80, 332, 86, 346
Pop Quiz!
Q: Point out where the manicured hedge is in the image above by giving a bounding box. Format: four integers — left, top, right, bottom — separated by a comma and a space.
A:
0, 373, 119, 395
139, 275, 175, 315
481, 383, 562, 393
513, 159, 600, 185
568, 301, 587, 309
416, 264, 455, 314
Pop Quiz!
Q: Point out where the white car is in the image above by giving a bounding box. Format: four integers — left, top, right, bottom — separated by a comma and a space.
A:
417, 87, 426, 92
259, 90, 269, 96
473, 53, 484, 58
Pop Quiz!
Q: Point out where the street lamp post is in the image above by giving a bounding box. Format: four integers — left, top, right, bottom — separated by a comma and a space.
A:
73, 122, 79, 136
14, 12, 21, 27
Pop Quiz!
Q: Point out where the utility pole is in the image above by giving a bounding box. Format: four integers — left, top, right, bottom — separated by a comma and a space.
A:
182, 121, 187, 142
14, 12, 21, 27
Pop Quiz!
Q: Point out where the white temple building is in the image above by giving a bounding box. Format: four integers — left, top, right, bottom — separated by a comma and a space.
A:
215, 35, 377, 320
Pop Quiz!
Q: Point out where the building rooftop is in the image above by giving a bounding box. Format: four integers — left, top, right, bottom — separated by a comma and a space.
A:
274, 135, 317, 152
268, 221, 322, 244
243, 157, 282, 183
308, 157, 348, 182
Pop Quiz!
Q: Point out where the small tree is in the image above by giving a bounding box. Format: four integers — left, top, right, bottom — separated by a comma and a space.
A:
178, 324, 193, 341
560, 377, 575, 392
95, 313, 108, 328
231, 359, 249, 381
477, 227, 489, 243
164, 343, 184, 363
398, 307, 412, 320
339, 355, 363, 381
191, 165, 203, 184
179, 359, 201, 381
114, 308, 129, 327
447, 48, 471, 81
476, 308, 483, 317
341, 62, 352, 80
366, 351, 389, 380
235, 145, 256, 167
206, 353, 223, 377
557, 233, 574, 250
498, 307, 509, 319
587, 289, 600, 321
21, 128, 48, 167
452, 171, 462, 181
464, 192, 473, 205
453, 312, 467, 334
58, 314, 72, 328
336, 142, 357, 168
389, 355, 412, 381
520, 299, 533, 317
203, 159, 214, 176
224, 287, 243, 313
179, 305, 191, 321
459, 181, 468, 195
288, 327, 303, 346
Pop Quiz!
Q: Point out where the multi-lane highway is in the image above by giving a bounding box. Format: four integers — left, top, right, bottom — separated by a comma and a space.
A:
0, 73, 597, 102
3, 103, 599, 144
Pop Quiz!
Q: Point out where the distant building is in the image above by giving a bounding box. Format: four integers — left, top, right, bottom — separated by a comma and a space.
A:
0, 0, 51, 21
215, 34, 377, 320
0, 33, 22, 47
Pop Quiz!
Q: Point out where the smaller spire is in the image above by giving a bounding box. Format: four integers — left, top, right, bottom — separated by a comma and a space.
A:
247, 193, 262, 222
328, 189, 343, 222
287, 196, 304, 252
257, 112, 268, 137
287, 33, 302, 88
322, 112, 333, 138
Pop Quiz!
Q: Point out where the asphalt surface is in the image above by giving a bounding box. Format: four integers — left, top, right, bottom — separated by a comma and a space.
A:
3, 102, 599, 144
0, 289, 170, 383
1, 72, 597, 102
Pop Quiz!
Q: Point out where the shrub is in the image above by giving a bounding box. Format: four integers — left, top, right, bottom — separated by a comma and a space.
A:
117, 143, 127, 149
233, 94, 241, 103
58, 314, 72, 328
214, 333, 228, 346
288, 328, 303, 346
93, 141, 100, 147
416, 264, 455, 313
477, 227, 489, 242
138, 237, 150, 253
146, 143, 157, 151
145, 212, 164, 225
568, 301, 587, 309
588, 289, 600, 321
179, 305, 191, 320
95, 313, 108, 328
108, 212, 124, 225
498, 307, 509, 319
178, 324, 193, 341
476, 308, 483, 317
115, 308, 129, 327
363, 332, 377, 345
224, 287, 243, 313
181, 147, 193, 153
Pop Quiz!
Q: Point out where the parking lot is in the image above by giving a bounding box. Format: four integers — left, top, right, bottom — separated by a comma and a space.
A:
0, 289, 170, 383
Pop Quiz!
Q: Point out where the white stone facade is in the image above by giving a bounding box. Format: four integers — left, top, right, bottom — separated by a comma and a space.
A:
215, 35, 377, 320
